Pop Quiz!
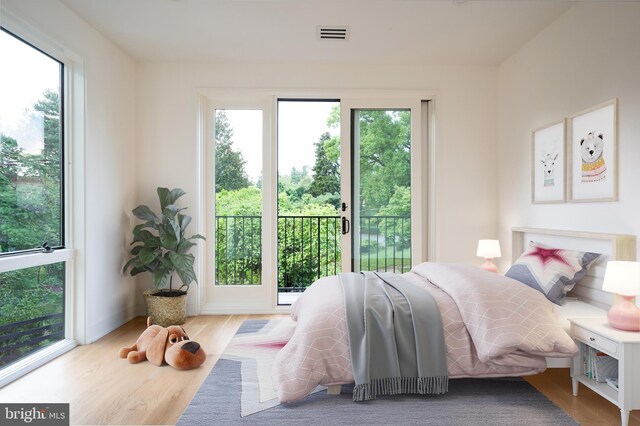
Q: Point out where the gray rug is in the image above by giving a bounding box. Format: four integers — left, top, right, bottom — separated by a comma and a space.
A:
178, 320, 579, 426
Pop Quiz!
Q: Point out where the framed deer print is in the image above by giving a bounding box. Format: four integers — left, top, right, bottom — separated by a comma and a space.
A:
568, 99, 618, 202
532, 119, 566, 203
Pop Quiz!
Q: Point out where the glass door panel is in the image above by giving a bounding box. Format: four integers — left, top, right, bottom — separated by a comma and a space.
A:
214, 109, 262, 286
351, 109, 412, 273
276, 100, 340, 305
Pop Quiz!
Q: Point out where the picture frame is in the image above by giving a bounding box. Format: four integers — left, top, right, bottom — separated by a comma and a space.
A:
532, 119, 566, 204
568, 99, 618, 202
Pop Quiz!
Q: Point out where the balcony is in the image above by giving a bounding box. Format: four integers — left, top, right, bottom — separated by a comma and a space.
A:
215, 214, 411, 300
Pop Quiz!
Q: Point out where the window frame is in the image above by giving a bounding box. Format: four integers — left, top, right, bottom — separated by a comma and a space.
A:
0, 10, 85, 387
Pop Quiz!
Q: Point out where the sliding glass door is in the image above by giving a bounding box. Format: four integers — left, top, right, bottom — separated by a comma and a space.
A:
203, 93, 428, 311
340, 99, 427, 281
349, 108, 412, 274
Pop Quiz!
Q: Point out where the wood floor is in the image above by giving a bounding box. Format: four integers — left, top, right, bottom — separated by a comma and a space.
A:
0, 314, 638, 425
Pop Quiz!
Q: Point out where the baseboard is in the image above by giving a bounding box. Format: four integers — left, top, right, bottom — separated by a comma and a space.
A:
198, 304, 291, 315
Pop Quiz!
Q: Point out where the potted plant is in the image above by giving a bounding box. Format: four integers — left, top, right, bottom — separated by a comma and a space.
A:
123, 187, 204, 326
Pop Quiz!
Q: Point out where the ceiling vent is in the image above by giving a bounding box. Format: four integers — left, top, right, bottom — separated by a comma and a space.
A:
317, 26, 350, 41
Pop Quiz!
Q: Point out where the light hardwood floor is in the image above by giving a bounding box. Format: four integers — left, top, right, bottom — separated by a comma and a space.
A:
0, 315, 638, 425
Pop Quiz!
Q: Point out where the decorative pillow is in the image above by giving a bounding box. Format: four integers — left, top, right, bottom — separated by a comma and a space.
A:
504, 241, 601, 305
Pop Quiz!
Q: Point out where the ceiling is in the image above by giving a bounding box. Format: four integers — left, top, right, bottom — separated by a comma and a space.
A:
60, 0, 575, 66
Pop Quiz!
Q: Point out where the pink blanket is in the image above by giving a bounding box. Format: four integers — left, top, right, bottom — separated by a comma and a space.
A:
272, 263, 578, 403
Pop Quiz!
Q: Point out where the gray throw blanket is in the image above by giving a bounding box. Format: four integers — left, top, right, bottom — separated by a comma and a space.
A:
339, 271, 448, 401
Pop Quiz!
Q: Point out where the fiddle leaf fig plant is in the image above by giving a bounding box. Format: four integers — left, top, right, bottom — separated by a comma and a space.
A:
123, 187, 204, 294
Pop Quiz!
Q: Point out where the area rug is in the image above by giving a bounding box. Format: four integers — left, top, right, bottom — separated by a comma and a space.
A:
178, 319, 578, 426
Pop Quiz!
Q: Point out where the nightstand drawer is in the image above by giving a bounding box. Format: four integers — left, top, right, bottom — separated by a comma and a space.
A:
573, 326, 618, 355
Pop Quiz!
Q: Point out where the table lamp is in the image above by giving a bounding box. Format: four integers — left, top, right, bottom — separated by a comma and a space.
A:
477, 239, 501, 273
602, 261, 640, 332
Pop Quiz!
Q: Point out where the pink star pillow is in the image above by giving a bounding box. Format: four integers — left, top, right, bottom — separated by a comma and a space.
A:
505, 241, 601, 305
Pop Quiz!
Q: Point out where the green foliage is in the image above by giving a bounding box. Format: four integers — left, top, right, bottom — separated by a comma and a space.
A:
377, 186, 411, 250
213, 105, 414, 289
0, 89, 62, 253
0, 263, 65, 367
216, 186, 262, 215
309, 132, 340, 209
215, 110, 251, 192
358, 110, 411, 215
123, 187, 205, 292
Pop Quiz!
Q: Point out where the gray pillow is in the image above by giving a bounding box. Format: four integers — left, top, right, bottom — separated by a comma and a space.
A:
505, 241, 601, 305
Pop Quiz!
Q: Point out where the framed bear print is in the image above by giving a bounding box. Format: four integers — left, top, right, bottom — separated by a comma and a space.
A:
532, 120, 565, 203
568, 99, 618, 202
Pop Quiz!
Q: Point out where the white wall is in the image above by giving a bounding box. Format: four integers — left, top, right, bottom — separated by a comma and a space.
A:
498, 2, 640, 266
137, 62, 499, 309
2, 0, 138, 342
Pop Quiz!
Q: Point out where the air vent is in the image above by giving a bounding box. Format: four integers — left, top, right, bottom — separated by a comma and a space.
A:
317, 26, 350, 41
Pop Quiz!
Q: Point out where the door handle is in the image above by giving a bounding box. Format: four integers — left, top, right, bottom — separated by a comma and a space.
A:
342, 217, 350, 235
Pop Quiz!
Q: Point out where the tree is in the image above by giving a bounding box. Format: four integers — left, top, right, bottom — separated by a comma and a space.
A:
33, 89, 61, 177
357, 110, 411, 215
309, 132, 340, 208
32, 89, 63, 248
215, 111, 251, 192
0, 88, 64, 253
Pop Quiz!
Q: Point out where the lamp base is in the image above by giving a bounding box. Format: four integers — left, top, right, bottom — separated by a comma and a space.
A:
480, 258, 498, 273
607, 296, 640, 332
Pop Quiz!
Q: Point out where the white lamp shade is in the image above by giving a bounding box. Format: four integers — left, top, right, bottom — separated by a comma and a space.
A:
602, 261, 640, 297
476, 240, 501, 259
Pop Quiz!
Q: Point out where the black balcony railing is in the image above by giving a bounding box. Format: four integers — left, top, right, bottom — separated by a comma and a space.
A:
358, 215, 411, 274
215, 214, 410, 291
0, 313, 64, 368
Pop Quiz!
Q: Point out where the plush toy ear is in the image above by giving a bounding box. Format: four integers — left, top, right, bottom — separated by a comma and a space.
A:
147, 328, 168, 366
580, 138, 585, 145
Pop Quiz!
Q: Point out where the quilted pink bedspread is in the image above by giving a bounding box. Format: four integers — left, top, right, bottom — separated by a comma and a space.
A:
272, 263, 578, 403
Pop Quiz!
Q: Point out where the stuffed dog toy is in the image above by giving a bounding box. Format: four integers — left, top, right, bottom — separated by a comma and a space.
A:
119, 317, 206, 370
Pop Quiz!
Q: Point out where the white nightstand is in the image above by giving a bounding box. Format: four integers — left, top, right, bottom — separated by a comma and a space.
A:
569, 317, 640, 426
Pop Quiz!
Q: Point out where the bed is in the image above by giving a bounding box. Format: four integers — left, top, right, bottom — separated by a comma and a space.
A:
272, 227, 636, 403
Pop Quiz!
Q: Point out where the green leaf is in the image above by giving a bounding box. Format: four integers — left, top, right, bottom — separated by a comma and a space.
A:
134, 229, 161, 248
168, 252, 197, 286
152, 267, 172, 289
162, 204, 184, 221
130, 266, 149, 276
177, 240, 196, 254
177, 214, 192, 233
138, 247, 159, 266
122, 257, 139, 274
158, 187, 186, 211
159, 223, 178, 251
132, 205, 159, 223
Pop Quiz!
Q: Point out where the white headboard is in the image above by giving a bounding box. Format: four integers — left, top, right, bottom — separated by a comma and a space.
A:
511, 227, 636, 310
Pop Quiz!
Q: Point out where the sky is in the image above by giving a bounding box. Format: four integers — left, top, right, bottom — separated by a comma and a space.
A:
223, 101, 339, 183
0, 30, 60, 154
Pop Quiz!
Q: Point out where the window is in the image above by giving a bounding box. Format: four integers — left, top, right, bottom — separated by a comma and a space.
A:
0, 28, 70, 374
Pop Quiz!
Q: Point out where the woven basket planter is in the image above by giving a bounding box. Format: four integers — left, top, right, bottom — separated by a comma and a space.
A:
143, 289, 187, 327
